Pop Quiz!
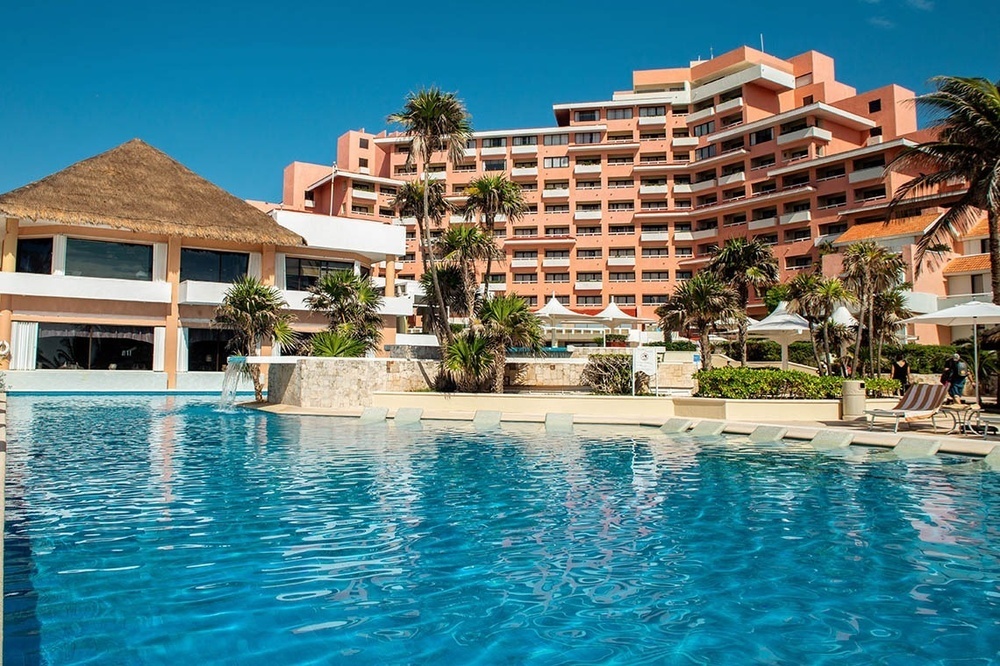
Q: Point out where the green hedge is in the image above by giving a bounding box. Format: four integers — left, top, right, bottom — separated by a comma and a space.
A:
694, 367, 899, 400
646, 340, 698, 351
878, 344, 957, 375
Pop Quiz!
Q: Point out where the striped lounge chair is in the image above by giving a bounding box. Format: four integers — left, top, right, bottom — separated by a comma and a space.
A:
865, 383, 948, 433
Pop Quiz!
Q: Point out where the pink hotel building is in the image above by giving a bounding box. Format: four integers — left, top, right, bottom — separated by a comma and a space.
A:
272, 46, 976, 335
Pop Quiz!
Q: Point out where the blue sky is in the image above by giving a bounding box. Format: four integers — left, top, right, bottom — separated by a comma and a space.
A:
1, 0, 997, 202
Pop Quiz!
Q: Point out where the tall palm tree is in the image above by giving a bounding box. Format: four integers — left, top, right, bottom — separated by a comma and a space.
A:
435, 224, 504, 318
656, 273, 739, 371
419, 264, 469, 334
813, 277, 857, 375
842, 242, 905, 376
707, 238, 779, 366
786, 272, 827, 371
871, 285, 913, 376
388, 88, 472, 345
478, 293, 544, 392
304, 270, 384, 355
886, 76, 1000, 302
391, 179, 452, 338
443, 329, 495, 392
463, 174, 527, 290
214, 276, 295, 401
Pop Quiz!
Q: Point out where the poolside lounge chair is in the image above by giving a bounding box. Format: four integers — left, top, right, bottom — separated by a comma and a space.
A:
865, 383, 948, 433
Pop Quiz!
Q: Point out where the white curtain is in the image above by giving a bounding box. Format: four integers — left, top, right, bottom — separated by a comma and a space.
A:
153, 327, 166, 372
176, 327, 189, 372
153, 243, 168, 282
10, 321, 38, 370
248, 252, 262, 280
52, 235, 67, 275
274, 253, 286, 290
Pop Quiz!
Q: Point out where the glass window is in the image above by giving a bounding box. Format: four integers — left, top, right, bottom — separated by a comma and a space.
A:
16, 237, 53, 274
36, 324, 154, 370
180, 249, 249, 283
512, 135, 538, 146
482, 137, 507, 148
693, 121, 716, 137
608, 108, 633, 120
65, 238, 153, 281
187, 328, 237, 372
543, 134, 569, 146
543, 157, 569, 169
285, 257, 354, 291
639, 106, 666, 117
483, 160, 507, 171
574, 110, 599, 122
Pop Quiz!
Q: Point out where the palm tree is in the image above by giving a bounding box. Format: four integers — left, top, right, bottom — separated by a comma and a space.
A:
435, 224, 504, 319
871, 286, 913, 376
388, 88, 472, 345
886, 76, 1000, 302
304, 270, 384, 355
419, 264, 468, 335
463, 174, 527, 290
813, 277, 857, 375
310, 330, 368, 358
707, 238, 779, 367
656, 273, 739, 370
391, 180, 452, 338
786, 272, 827, 371
443, 330, 495, 392
842, 242, 905, 376
478, 293, 544, 392
214, 276, 295, 401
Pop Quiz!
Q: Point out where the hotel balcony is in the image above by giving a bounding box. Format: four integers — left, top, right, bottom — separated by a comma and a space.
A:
179, 280, 230, 305
463, 148, 477, 158
0, 272, 172, 304
481, 146, 507, 157
272, 210, 406, 261
399, 216, 417, 226
641, 230, 671, 242
718, 171, 747, 186
607, 256, 636, 267
638, 115, 667, 126
686, 106, 715, 124
511, 166, 538, 177
639, 184, 669, 195
352, 188, 377, 201
488, 282, 507, 292
574, 164, 602, 175
691, 64, 794, 103
716, 97, 744, 114
689, 179, 717, 192
574, 280, 604, 291
542, 187, 570, 199
673, 183, 694, 194
671, 137, 700, 148
542, 257, 571, 268
449, 214, 466, 224
511, 145, 537, 155
573, 210, 602, 220
780, 210, 812, 225
281, 290, 414, 316
776, 126, 833, 146
427, 171, 447, 180
848, 166, 885, 184
510, 258, 538, 268
690, 228, 718, 241
748, 216, 778, 230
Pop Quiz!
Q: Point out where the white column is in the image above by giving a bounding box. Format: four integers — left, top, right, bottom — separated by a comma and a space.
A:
153, 243, 168, 281
153, 326, 166, 372
51, 235, 67, 275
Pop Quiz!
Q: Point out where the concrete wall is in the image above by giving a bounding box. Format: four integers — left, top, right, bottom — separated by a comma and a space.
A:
372, 391, 675, 421
268, 357, 438, 409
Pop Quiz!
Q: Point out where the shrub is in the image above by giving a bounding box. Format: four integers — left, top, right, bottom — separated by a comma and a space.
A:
647, 340, 698, 351
695, 367, 842, 400
581, 354, 649, 395
861, 377, 901, 398
878, 344, 957, 375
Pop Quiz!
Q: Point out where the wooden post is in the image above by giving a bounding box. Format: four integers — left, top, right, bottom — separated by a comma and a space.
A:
0, 218, 19, 370
163, 237, 181, 389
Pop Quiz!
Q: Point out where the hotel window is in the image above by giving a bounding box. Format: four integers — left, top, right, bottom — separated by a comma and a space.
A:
693, 121, 715, 137
640, 132, 667, 141
870, 126, 883, 138
750, 128, 773, 145
577, 180, 602, 189
482, 137, 507, 148
284, 257, 355, 291
187, 328, 236, 372
676, 271, 693, 280
513, 273, 538, 284
578, 296, 602, 306
639, 106, 666, 117
36, 324, 154, 370
545, 204, 570, 214
675, 247, 693, 257
487, 273, 506, 283
608, 201, 634, 211
65, 238, 153, 281
16, 237, 53, 274
351, 205, 372, 215
514, 228, 536, 236
869, 99, 882, 113
359, 138, 369, 149
577, 248, 602, 259
577, 203, 601, 211
673, 128, 690, 138
545, 250, 570, 258
513, 251, 537, 259
642, 248, 669, 258
608, 156, 634, 165
513, 135, 538, 146
642, 271, 671, 282
395, 165, 416, 175
756, 234, 778, 246
607, 108, 633, 120
609, 248, 634, 257
543, 157, 569, 169
577, 272, 602, 282
396, 144, 411, 154
524, 295, 538, 307
608, 179, 633, 189
180, 249, 249, 283
643, 294, 669, 305
543, 134, 569, 146
608, 133, 633, 142
577, 157, 601, 166
785, 229, 812, 242
405, 231, 416, 241
483, 160, 507, 172
574, 110, 599, 122
380, 185, 398, 196
545, 226, 570, 236
465, 138, 477, 149
616, 295, 636, 305
695, 145, 717, 160
577, 226, 601, 235
609, 225, 635, 235
673, 152, 691, 162
545, 272, 570, 283
358, 158, 369, 168
575, 132, 602, 144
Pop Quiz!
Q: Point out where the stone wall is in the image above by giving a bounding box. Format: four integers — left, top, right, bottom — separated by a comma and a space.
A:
268, 358, 438, 409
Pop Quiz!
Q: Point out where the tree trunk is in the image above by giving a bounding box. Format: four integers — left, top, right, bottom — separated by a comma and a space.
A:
809, 323, 823, 371
738, 284, 748, 368
990, 208, 1000, 305
851, 283, 867, 378
700, 324, 712, 370
482, 213, 494, 295
493, 349, 506, 393
867, 301, 876, 378
419, 164, 453, 346
822, 321, 831, 376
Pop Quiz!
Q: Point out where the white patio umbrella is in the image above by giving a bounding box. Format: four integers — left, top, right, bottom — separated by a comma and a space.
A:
902, 300, 1000, 405
595, 299, 654, 345
535, 294, 603, 345
746, 301, 811, 370
830, 305, 858, 328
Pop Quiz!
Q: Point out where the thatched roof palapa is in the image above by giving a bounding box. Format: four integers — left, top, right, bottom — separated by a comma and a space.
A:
0, 139, 304, 246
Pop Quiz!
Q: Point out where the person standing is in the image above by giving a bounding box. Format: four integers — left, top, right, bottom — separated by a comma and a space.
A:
890, 354, 911, 395
944, 352, 970, 403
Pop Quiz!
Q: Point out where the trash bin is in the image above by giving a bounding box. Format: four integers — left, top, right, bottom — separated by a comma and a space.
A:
842, 380, 866, 420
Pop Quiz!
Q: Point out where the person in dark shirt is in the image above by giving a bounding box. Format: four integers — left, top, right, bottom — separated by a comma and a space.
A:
890, 354, 911, 395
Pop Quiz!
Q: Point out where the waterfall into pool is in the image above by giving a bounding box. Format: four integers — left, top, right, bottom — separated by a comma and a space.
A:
219, 356, 247, 408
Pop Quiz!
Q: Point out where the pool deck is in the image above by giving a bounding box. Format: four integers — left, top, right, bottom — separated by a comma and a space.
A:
255, 401, 1000, 459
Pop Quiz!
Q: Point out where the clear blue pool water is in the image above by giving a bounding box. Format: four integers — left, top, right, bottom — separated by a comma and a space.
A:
5, 395, 1000, 665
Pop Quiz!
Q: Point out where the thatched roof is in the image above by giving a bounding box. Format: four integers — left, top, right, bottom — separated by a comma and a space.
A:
0, 139, 304, 246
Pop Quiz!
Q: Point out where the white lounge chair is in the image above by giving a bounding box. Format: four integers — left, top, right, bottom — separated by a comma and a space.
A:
865, 383, 948, 433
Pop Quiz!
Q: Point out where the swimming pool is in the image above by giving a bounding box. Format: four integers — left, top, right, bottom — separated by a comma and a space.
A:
5, 395, 1000, 664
